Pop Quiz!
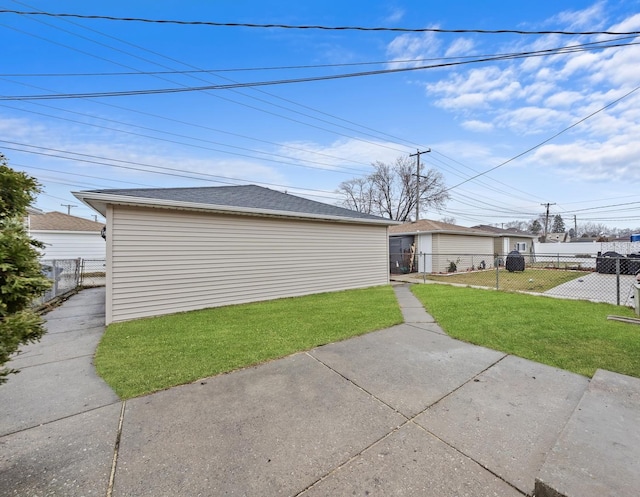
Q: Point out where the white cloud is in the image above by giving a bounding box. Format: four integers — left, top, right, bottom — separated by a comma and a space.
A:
277, 137, 400, 169
427, 67, 523, 110
496, 106, 568, 135
445, 38, 475, 57
461, 120, 494, 132
384, 8, 405, 23
530, 137, 640, 183
386, 29, 442, 68
550, 2, 607, 30
544, 90, 584, 108
415, 2, 640, 167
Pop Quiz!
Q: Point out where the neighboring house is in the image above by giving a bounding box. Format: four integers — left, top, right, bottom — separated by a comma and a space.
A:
73, 185, 397, 324
28, 211, 106, 260
544, 232, 569, 243
472, 225, 536, 257
389, 220, 495, 274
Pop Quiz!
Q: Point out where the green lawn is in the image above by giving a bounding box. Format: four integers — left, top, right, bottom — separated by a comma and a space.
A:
95, 285, 403, 399
421, 268, 591, 292
411, 284, 640, 379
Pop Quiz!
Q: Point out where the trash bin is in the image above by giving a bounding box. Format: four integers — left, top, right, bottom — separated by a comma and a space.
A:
505, 250, 525, 272
596, 251, 624, 274
627, 253, 640, 276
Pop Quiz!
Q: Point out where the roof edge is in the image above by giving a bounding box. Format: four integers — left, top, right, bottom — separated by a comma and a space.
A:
391, 229, 494, 237
72, 191, 401, 226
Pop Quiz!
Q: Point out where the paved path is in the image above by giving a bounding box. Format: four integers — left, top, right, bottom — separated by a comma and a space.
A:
1, 285, 636, 496
543, 271, 637, 307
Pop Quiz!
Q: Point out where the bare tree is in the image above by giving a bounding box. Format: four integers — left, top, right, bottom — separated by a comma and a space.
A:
337, 176, 375, 214
504, 220, 529, 231
578, 222, 611, 237
337, 156, 449, 221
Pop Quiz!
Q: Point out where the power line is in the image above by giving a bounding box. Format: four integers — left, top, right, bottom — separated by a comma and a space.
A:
2, 40, 638, 101
5, 35, 636, 78
0, 140, 344, 200
562, 200, 640, 214
442, 84, 640, 193
2, 10, 640, 35
3, 11, 412, 155
6, 7, 640, 223
0, 101, 369, 175
14, 163, 151, 187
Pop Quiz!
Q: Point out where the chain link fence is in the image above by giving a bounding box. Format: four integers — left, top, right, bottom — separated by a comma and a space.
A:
33, 258, 106, 307
391, 252, 640, 309
79, 259, 106, 288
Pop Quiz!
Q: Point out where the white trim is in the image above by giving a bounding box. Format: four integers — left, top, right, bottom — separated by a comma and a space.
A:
106, 204, 113, 325
30, 229, 103, 235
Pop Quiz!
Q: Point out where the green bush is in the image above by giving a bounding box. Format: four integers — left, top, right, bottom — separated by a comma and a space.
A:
0, 156, 51, 384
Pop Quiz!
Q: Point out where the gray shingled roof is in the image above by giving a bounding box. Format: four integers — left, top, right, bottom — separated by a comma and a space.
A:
472, 224, 536, 237
81, 185, 390, 222
389, 219, 493, 235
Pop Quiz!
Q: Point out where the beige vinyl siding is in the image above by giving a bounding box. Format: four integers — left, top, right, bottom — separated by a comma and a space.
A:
496, 236, 532, 256
108, 206, 389, 323
511, 237, 532, 254
431, 234, 494, 273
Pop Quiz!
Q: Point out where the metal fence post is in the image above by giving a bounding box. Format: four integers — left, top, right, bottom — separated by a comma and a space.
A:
616, 257, 621, 306
422, 253, 426, 283
495, 261, 499, 290
52, 259, 58, 298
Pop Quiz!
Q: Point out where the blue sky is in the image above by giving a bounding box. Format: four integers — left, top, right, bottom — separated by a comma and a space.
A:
1, 1, 639, 232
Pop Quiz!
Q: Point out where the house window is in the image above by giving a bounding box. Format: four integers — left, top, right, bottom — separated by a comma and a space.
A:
516, 242, 527, 252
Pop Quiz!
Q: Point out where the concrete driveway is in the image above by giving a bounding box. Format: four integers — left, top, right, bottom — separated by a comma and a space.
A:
544, 271, 638, 307
1, 285, 638, 497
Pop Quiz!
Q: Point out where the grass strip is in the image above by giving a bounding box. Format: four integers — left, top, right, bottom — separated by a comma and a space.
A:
422, 268, 591, 292
412, 284, 640, 379
95, 285, 402, 399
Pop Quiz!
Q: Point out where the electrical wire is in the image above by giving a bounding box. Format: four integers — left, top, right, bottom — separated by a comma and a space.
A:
2, 40, 639, 101
442, 85, 640, 193
6, 3, 640, 224
0, 101, 370, 175
0, 140, 344, 200
2, 10, 640, 36
4, 35, 635, 78
1, 12, 412, 155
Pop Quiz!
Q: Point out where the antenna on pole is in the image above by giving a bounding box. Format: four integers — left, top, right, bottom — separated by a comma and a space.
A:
60, 204, 77, 215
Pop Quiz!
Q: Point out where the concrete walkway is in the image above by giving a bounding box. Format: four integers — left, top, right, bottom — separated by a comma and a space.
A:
1, 285, 638, 496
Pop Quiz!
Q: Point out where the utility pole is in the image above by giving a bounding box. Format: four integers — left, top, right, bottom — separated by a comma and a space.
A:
541, 202, 556, 239
61, 203, 77, 215
410, 148, 431, 221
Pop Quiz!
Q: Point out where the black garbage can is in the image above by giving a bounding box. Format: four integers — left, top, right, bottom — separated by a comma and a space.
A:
627, 253, 640, 275
505, 250, 525, 272
596, 251, 624, 274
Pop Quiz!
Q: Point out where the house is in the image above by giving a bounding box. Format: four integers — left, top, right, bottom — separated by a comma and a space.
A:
28, 211, 106, 260
389, 220, 495, 274
471, 225, 536, 257
73, 185, 397, 324
544, 232, 569, 243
